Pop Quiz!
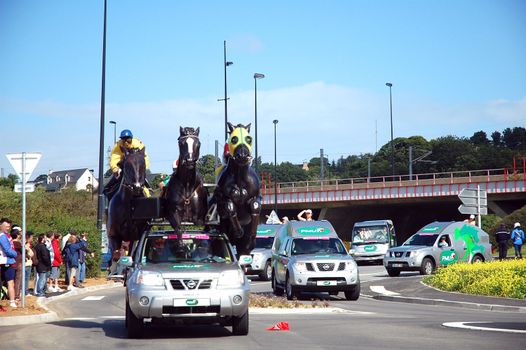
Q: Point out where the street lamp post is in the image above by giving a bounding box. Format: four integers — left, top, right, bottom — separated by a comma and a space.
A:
223, 40, 233, 141
96, 0, 107, 230
386, 82, 394, 176
109, 120, 116, 144
253, 73, 265, 173
273, 119, 278, 213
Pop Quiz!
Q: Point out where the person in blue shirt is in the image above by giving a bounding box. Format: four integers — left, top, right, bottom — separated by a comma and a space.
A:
511, 222, 524, 259
0, 218, 18, 308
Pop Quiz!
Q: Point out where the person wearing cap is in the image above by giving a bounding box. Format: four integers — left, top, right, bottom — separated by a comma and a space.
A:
511, 222, 524, 259
297, 209, 314, 221
464, 214, 476, 225
104, 129, 150, 200
495, 223, 510, 260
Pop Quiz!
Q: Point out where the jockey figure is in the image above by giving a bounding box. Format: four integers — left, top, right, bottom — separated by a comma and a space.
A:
104, 129, 151, 200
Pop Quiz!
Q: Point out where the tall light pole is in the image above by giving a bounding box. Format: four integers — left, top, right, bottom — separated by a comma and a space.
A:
97, 0, 107, 230
109, 120, 116, 144
273, 119, 278, 213
253, 73, 265, 173
386, 82, 394, 176
223, 40, 233, 141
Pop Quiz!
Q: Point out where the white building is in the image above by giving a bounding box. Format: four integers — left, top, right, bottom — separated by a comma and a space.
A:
46, 168, 99, 192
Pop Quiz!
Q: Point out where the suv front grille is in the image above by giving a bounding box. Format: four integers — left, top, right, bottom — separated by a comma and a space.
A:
162, 305, 220, 314
306, 263, 315, 271
337, 262, 346, 271
170, 279, 213, 290
316, 263, 335, 271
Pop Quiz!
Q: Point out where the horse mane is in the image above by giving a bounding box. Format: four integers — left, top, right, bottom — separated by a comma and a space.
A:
179, 126, 200, 138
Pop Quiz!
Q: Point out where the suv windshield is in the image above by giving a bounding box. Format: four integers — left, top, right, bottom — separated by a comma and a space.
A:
255, 237, 274, 249
291, 238, 347, 255
403, 233, 438, 247
352, 225, 389, 245
142, 233, 233, 264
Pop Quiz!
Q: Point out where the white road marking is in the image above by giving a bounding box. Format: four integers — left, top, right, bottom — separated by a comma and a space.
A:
81, 296, 105, 301
369, 285, 400, 296
443, 322, 526, 334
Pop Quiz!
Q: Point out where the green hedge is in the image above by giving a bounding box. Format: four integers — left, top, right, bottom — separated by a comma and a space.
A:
0, 187, 101, 278
423, 259, 526, 299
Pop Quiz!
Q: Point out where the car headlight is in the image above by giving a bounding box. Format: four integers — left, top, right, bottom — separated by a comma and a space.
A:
294, 262, 308, 272
252, 253, 262, 263
345, 261, 357, 271
349, 249, 356, 255
136, 271, 164, 286
218, 270, 244, 287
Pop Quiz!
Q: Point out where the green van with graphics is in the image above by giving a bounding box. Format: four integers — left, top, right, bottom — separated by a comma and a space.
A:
349, 220, 396, 264
271, 220, 360, 301
383, 221, 493, 277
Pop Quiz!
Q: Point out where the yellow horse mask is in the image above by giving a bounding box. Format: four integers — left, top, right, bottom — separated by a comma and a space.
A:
227, 122, 253, 156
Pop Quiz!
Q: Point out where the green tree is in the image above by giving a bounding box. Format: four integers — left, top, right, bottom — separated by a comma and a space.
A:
0, 174, 18, 188
198, 154, 220, 184
470, 131, 489, 145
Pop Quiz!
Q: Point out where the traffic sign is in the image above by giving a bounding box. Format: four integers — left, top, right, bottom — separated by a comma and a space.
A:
6, 153, 42, 180
458, 204, 488, 215
458, 188, 487, 201
14, 183, 35, 193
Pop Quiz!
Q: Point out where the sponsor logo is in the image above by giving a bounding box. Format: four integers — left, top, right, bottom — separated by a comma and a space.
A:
422, 226, 441, 232
297, 227, 331, 235
364, 245, 378, 252
186, 299, 198, 306
440, 251, 458, 265
172, 264, 203, 269
257, 229, 274, 236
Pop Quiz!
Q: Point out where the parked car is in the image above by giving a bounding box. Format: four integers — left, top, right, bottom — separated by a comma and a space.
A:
271, 220, 360, 300
349, 219, 396, 264
246, 224, 284, 281
120, 229, 252, 338
383, 221, 493, 277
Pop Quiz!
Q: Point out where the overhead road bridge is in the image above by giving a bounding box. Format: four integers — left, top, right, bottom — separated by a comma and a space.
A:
260, 165, 526, 242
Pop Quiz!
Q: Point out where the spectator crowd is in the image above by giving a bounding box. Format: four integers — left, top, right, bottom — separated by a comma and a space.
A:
0, 217, 93, 312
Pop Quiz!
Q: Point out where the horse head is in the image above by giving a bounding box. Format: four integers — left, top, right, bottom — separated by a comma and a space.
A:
227, 122, 252, 167
178, 126, 201, 170
121, 148, 146, 196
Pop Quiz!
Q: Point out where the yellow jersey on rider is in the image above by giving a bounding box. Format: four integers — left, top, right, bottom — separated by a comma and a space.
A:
109, 138, 150, 173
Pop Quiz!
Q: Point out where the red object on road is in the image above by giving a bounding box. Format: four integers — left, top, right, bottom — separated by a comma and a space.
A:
266, 321, 290, 331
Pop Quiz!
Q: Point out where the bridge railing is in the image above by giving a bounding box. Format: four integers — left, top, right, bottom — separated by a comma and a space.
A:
261, 167, 525, 195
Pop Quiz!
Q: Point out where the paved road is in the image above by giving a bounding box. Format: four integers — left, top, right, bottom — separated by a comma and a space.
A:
1, 265, 524, 349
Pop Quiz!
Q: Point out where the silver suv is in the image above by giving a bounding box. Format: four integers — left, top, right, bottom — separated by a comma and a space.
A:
272, 220, 360, 300
247, 224, 284, 281
120, 230, 252, 338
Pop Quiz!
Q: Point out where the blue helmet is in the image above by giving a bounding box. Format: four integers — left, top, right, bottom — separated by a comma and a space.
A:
120, 129, 133, 139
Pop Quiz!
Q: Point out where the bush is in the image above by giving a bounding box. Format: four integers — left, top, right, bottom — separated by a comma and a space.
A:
423, 260, 526, 299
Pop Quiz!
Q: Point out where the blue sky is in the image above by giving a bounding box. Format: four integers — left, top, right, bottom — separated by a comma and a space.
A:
1, 0, 525, 180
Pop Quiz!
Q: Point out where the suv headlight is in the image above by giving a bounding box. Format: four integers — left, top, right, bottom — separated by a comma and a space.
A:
218, 270, 244, 287
252, 253, 262, 264
136, 271, 164, 286
294, 262, 308, 272
345, 261, 357, 271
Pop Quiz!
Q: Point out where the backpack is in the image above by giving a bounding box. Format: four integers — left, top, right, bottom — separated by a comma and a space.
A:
512, 229, 524, 245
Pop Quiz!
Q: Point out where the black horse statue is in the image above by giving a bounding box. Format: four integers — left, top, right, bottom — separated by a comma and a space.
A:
213, 122, 262, 256
163, 127, 208, 231
106, 148, 149, 261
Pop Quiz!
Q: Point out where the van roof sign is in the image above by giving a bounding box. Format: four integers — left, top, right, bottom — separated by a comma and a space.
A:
257, 228, 275, 237
296, 227, 332, 236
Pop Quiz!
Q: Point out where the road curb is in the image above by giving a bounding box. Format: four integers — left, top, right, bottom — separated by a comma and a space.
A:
371, 294, 526, 313
0, 282, 123, 327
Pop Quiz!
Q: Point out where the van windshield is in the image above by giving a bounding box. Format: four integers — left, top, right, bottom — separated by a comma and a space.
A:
255, 237, 274, 249
291, 238, 347, 255
403, 233, 438, 247
352, 225, 389, 245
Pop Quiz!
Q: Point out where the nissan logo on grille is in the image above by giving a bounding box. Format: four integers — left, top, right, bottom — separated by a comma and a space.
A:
322, 264, 330, 270
395, 252, 403, 257
185, 280, 197, 289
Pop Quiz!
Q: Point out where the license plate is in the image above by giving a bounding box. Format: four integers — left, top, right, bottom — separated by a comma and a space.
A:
391, 263, 404, 268
173, 298, 210, 307
317, 280, 337, 286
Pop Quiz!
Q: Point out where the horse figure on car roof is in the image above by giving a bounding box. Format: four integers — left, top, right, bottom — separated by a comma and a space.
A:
107, 147, 149, 260
213, 122, 262, 256
162, 127, 208, 231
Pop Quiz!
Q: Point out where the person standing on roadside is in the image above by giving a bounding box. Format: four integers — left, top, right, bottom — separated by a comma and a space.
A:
511, 222, 524, 259
10, 226, 23, 301
64, 234, 90, 290
45, 232, 54, 293
24, 231, 36, 296
50, 232, 63, 292
495, 224, 510, 261
75, 232, 94, 288
297, 209, 314, 221
62, 230, 76, 285
34, 234, 51, 297
0, 218, 18, 308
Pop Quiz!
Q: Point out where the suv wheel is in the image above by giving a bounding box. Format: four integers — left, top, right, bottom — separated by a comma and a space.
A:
420, 258, 435, 275
285, 274, 297, 300
387, 268, 400, 277
232, 311, 249, 335
126, 300, 143, 338
472, 255, 484, 263
272, 270, 284, 296
259, 261, 272, 281
344, 283, 361, 301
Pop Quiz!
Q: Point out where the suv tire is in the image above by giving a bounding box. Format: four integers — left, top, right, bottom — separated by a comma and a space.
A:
259, 261, 272, 281
420, 257, 435, 275
344, 283, 361, 301
387, 268, 401, 277
232, 311, 249, 335
126, 300, 143, 338
272, 270, 284, 296
285, 274, 297, 300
